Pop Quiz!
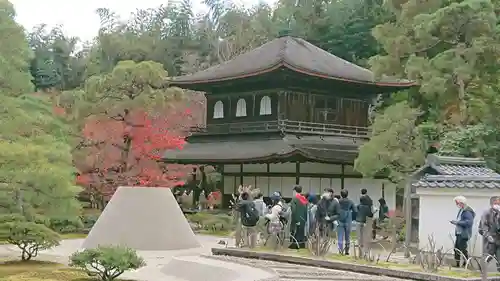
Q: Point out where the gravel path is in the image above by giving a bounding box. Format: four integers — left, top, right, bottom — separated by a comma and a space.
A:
1, 236, 415, 281
207, 255, 414, 281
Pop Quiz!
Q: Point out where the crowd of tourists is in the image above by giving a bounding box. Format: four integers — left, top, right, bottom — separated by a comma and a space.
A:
236, 188, 500, 270
235, 185, 389, 255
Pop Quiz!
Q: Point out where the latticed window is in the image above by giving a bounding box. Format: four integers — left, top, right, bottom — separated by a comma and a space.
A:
213, 100, 224, 119
259, 96, 272, 115
236, 98, 247, 117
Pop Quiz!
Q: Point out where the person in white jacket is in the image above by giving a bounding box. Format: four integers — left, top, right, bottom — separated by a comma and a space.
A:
265, 192, 286, 237
253, 193, 267, 216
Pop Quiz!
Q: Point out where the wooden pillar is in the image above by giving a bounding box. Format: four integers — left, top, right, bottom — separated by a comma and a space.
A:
239, 164, 243, 185
219, 165, 226, 207
295, 162, 300, 185
191, 167, 198, 207
341, 164, 345, 189
266, 163, 271, 196
252, 94, 256, 115
404, 180, 412, 258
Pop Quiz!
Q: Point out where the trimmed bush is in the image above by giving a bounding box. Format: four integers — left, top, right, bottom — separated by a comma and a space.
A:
80, 213, 100, 232
70, 245, 145, 281
49, 216, 84, 234
0, 221, 61, 260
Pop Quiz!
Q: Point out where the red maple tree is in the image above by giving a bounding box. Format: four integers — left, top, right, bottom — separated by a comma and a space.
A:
75, 100, 203, 208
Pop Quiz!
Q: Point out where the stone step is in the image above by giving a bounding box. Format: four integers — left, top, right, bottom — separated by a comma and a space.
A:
279, 274, 367, 280
274, 270, 354, 276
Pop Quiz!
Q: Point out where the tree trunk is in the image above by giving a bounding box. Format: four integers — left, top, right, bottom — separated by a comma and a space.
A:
457, 77, 467, 125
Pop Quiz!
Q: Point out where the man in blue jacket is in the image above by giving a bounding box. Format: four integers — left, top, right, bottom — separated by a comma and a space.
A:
450, 196, 476, 268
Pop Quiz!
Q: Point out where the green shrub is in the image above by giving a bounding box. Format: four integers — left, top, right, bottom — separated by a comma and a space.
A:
0, 221, 61, 260
186, 212, 232, 233
80, 213, 99, 231
0, 214, 26, 223
70, 245, 146, 281
49, 216, 84, 233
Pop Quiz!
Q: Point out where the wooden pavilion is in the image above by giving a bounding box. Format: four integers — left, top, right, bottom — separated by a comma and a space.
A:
162, 34, 415, 207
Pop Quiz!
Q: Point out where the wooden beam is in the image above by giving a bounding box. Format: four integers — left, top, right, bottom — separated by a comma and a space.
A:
239, 164, 243, 185
295, 162, 300, 184
220, 165, 224, 192
341, 164, 345, 189
223, 172, 383, 179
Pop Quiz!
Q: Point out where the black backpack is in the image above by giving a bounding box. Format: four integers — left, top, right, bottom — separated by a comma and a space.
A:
241, 202, 260, 227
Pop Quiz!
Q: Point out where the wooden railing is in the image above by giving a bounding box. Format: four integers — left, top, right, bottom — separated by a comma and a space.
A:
190, 121, 280, 135
190, 119, 369, 138
278, 120, 369, 137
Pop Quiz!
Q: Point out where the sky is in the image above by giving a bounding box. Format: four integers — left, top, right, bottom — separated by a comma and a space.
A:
11, 0, 270, 43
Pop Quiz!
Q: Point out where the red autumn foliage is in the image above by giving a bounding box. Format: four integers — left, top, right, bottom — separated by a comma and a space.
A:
75, 99, 204, 202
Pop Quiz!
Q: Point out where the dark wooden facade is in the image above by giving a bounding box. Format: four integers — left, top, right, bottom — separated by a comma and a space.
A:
197, 90, 370, 138
163, 35, 415, 206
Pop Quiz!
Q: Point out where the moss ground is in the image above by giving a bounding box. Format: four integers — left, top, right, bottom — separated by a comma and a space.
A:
0, 259, 134, 281
0, 260, 91, 281
249, 247, 497, 278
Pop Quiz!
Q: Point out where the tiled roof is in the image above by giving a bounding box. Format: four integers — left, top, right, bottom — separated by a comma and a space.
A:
433, 164, 498, 176
171, 36, 414, 90
412, 155, 500, 189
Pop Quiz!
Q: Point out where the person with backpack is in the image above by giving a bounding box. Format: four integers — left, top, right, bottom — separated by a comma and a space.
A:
237, 191, 260, 248
337, 189, 355, 255
356, 188, 374, 255
265, 192, 288, 247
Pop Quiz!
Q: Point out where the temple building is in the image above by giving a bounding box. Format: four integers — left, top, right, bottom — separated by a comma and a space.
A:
162, 34, 415, 208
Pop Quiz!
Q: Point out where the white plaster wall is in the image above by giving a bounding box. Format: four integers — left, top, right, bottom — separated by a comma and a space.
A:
416, 189, 493, 257
343, 178, 397, 211
221, 162, 397, 211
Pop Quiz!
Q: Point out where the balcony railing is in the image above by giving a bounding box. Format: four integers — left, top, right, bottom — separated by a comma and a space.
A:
190, 119, 369, 138
279, 120, 369, 137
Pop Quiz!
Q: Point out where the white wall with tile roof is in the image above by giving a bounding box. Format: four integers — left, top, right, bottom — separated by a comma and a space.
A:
416, 188, 494, 257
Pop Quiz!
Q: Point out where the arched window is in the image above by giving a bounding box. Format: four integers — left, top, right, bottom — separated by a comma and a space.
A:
213, 100, 224, 119
259, 96, 272, 115
236, 98, 247, 117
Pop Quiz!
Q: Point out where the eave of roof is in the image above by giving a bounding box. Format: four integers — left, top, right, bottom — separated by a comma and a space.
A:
161, 135, 361, 165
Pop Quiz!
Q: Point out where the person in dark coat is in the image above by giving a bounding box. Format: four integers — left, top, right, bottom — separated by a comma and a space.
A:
290, 185, 309, 249
338, 189, 355, 254
356, 189, 374, 224
372, 198, 389, 239
316, 188, 340, 236
451, 196, 475, 268
479, 196, 500, 271
356, 188, 374, 254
